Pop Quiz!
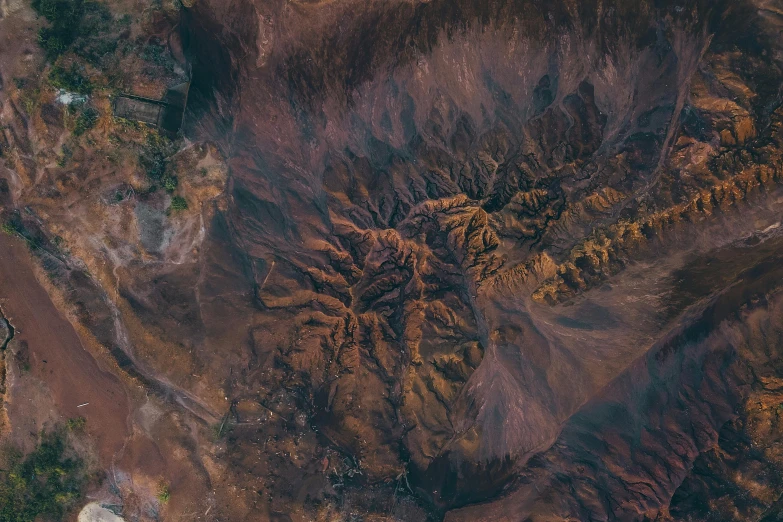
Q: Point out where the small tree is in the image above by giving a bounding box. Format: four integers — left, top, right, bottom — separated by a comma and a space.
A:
1, 222, 19, 236
162, 175, 178, 193
73, 107, 98, 136
156, 482, 170, 503
169, 196, 188, 212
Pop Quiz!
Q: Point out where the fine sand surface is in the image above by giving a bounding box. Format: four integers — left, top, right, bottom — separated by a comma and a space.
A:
0, 234, 130, 462
78, 503, 126, 522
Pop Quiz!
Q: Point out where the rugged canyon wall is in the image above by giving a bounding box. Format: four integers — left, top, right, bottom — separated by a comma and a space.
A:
2, 0, 783, 520
171, 0, 783, 516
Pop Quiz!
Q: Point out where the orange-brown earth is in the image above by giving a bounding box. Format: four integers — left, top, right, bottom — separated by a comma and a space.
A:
0, 233, 130, 462
3, 0, 783, 521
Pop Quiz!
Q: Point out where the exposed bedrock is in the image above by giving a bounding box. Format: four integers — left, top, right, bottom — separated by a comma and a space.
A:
33, 0, 781, 517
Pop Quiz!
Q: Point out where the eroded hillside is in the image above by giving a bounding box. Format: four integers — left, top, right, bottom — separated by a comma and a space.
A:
2, 0, 783, 520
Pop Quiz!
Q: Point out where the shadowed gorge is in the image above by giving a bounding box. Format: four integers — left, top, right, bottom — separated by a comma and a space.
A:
1, 0, 783, 520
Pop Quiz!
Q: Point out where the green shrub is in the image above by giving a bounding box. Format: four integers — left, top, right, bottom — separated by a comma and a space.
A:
20, 87, 41, 116
162, 174, 178, 193
73, 107, 98, 136
1, 222, 20, 236
78, 1, 112, 34
0, 430, 85, 522
141, 43, 167, 65
57, 144, 73, 167
156, 482, 170, 503
33, 0, 120, 65
74, 37, 117, 66
66, 417, 86, 431
140, 148, 166, 180
32, 0, 85, 60
48, 63, 92, 94
72, 1, 117, 65
169, 196, 188, 212
31, 0, 80, 22
139, 133, 175, 180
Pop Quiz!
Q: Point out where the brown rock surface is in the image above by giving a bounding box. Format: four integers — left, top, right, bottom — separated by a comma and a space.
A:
2, 0, 783, 520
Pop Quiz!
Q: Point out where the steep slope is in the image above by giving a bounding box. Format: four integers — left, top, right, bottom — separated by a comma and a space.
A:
2, 0, 783, 520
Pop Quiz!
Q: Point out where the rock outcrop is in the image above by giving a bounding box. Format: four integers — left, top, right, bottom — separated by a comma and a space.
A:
2, 0, 783, 520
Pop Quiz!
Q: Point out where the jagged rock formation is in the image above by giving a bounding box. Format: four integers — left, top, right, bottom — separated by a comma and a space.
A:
2, 0, 783, 520
171, 0, 783, 518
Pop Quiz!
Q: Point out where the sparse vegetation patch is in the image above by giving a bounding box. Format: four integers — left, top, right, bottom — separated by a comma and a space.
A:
156, 482, 170, 503
73, 107, 99, 136
32, 0, 85, 60
48, 63, 92, 94
0, 430, 86, 522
